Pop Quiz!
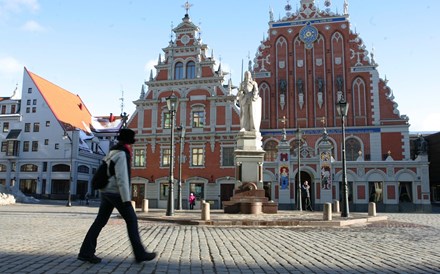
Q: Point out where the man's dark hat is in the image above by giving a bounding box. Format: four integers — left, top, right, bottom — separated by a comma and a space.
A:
117, 128, 136, 144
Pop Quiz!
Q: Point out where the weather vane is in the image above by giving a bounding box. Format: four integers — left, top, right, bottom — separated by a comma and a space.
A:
182, 1, 193, 15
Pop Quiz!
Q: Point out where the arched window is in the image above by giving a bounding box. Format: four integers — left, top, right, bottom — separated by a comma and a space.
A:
346, 137, 361, 161
77, 165, 90, 174
20, 164, 38, 172
264, 141, 278, 162
175, 62, 183, 80
186, 61, 195, 79
52, 164, 70, 172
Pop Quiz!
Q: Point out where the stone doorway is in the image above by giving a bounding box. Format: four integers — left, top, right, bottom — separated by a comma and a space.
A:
295, 171, 312, 210
220, 183, 234, 209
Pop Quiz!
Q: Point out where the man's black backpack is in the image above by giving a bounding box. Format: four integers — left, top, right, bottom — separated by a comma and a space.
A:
92, 157, 116, 190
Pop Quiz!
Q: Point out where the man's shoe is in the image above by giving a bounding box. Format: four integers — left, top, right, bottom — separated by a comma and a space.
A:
77, 254, 102, 264
136, 252, 157, 263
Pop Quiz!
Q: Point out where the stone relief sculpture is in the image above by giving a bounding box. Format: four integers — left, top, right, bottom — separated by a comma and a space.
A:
297, 78, 304, 109
317, 78, 324, 108
237, 71, 261, 132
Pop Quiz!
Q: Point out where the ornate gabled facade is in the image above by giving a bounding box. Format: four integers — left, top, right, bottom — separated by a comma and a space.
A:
126, 1, 430, 212
127, 11, 240, 209
253, 0, 430, 212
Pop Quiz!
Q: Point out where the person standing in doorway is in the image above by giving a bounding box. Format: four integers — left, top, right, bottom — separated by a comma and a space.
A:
303, 181, 313, 211
189, 192, 196, 210
78, 129, 156, 264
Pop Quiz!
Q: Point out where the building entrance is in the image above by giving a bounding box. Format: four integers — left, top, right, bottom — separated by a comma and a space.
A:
220, 183, 234, 209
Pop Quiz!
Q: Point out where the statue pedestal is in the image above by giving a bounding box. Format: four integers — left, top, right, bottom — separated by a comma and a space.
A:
223, 131, 278, 214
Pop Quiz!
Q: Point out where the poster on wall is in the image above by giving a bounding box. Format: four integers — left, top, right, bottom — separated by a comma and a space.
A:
279, 165, 289, 189
320, 151, 332, 190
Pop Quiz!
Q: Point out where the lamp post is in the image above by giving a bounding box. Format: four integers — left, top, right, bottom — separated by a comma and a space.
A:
336, 97, 349, 217
63, 131, 73, 207
166, 94, 179, 216
176, 124, 186, 210
296, 129, 302, 211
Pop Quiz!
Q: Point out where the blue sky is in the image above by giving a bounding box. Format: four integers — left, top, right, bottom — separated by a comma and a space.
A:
1, 0, 439, 133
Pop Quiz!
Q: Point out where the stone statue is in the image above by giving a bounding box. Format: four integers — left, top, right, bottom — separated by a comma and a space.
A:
416, 134, 428, 155
297, 78, 303, 94
237, 71, 261, 132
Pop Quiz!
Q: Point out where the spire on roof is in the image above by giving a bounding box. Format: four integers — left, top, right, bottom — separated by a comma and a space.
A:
140, 85, 146, 99
158, 53, 162, 65
149, 69, 154, 81
169, 21, 174, 43
285, 0, 292, 17
269, 6, 274, 22
182, 1, 193, 17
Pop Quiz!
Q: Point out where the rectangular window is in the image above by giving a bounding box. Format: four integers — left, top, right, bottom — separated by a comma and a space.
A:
33, 122, 40, 132
133, 148, 146, 167
46, 121, 50, 127
25, 123, 31, 132
33, 99, 37, 105
28, 88, 32, 93
1, 105, 5, 114
6, 141, 19, 156
32, 107, 36, 113
161, 148, 171, 167
192, 111, 205, 128
160, 182, 169, 200
191, 147, 204, 167
32, 141, 38, 152
11, 105, 16, 114
1, 141, 7, 152
26, 107, 30, 113
163, 112, 171, 129
222, 147, 235, 166
27, 99, 31, 105
55, 143, 60, 150
23, 141, 30, 152
44, 139, 49, 145
2, 122, 9, 133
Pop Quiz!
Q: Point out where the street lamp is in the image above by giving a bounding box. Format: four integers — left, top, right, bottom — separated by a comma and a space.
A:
166, 94, 179, 216
63, 131, 73, 207
176, 124, 186, 210
336, 96, 349, 217
296, 129, 302, 211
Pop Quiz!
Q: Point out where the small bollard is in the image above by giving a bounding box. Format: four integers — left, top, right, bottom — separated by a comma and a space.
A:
131, 201, 136, 210
368, 202, 376, 216
323, 203, 332, 221
142, 199, 149, 212
333, 200, 340, 213
200, 199, 205, 210
201, 202, 210, 221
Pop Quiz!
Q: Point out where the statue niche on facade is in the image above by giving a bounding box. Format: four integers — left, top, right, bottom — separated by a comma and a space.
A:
237, 71, 262, 133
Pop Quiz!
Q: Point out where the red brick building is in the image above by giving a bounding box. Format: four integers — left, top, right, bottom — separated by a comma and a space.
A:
128, 12, 240, 209
127, 1, 431, 212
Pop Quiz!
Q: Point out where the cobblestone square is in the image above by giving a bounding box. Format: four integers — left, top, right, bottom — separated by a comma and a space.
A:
0, 203, 439, 273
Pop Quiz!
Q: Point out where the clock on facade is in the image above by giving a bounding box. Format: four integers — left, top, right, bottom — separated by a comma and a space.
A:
299, 22, 318, 49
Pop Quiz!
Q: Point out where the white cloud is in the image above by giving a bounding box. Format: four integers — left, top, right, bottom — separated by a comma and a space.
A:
422, 113, 440, 131
0, 56, 23, 74
144, 59, 157, 79
0, 0, 40, 20
21, 20, 45, 32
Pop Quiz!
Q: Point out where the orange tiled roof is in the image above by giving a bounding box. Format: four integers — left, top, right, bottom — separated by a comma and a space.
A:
26, 68, 93, 133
